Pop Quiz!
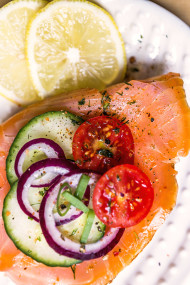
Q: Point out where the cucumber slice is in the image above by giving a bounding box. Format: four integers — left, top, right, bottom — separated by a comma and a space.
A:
3, 183, 105, 266
3, 182, 80, 267
28, 186, 48, 212
4, 111, 106, 265
6, 111, 83, 185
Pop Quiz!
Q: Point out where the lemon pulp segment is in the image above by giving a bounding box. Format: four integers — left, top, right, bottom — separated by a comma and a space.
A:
26, 0, 127, 97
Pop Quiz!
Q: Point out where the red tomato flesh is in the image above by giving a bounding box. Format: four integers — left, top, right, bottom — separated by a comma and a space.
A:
93, 164, 154, 228
72, 116, 134, 173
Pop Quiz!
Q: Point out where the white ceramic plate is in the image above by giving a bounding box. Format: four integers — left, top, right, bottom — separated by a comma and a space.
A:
1, 0, 190, 284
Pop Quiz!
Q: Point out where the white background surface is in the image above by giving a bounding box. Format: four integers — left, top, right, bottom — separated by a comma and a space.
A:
0, 0, 190, 284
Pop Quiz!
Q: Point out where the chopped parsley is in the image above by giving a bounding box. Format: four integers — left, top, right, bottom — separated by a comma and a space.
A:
28, 216, 33, 220
71, 118, 81, 126
78, 98, 85, 105
101, 91, 111, 113
116, 174, 121, 181
39, 187, 48, 197
102, 102, 110, 110
70, 228, 78, 236
108, 199, 112, 211
75, 159, 82, 165
127, 100, 136, 105
124, 82, 132, 86
87, 110, 92, 115
105, 138, 110, 145
116, 91, 123, 96
134, 231, 139, 240
113, 127, 120, 134
97, 226, 103, 233
96, 149, 113, 158
131, 67, 139, 72
39, 190, 45, 197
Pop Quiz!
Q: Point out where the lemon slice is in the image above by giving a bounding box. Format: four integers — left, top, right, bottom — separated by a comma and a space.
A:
0, 0, 47, 105
26, 0, 126, 97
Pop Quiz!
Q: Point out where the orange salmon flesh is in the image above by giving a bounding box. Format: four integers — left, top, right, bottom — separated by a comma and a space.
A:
0, 72, 190, 285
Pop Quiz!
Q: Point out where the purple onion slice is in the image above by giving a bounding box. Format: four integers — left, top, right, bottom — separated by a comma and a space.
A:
17, 158, 80, 222
39, 178, 125, 260
15, 138, 65, 187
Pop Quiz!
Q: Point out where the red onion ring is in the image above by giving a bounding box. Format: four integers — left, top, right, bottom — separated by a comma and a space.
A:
39, 178, 125, 260
15, 138, 65, 187
17, 158, 81, 222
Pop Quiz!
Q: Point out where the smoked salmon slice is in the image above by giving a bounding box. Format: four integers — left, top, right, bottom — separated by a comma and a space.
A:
0, 72, 189, 285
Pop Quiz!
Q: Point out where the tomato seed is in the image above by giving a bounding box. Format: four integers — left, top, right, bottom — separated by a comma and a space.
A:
108, 181, 114, 188
106, 132, 111, 137
135, 187, 140, 191
130, 203, 135, 211
136, 198, 142, 203
103, 127, 110, 132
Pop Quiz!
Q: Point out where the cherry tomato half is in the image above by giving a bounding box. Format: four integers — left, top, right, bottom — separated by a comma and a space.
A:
93, 164, 154, 228
72, 116, 134, 173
